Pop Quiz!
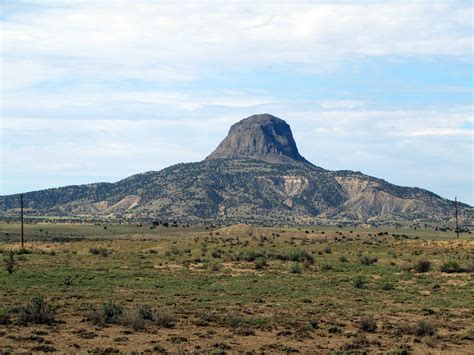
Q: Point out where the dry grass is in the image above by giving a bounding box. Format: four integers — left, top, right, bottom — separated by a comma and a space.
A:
0, 222, 472, 353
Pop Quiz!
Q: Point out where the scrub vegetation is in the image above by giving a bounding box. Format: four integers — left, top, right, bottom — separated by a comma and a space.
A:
0, 222, 472, 353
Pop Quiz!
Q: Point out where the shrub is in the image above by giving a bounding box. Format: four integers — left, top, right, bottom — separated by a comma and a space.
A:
63, 275, 73, 286
440, 261, 464, 273
254, 257, 267, 270
239, 250, 265, 262
195, 312, 217, 326
360, 255, 378, 265
172, 245, 183, 255
353, 275, 366, 289
415, 260, 431, 273
209, 262, 222, 272
0, 309, 11, 325
339, 255, 348, 263
321, 263, 334, 271
289, 262, 302, 274
89, 300, 123, 325
324, 246, 332, 254
153, 308, 175, 328
102, 300, 123, 324
4, 251, 15, 274
283, 249, 314, 264
89, 247, 111, 257
299, 250, 315, 264
121, 309, 146, 330
200, 244, 208, 256
222, 314, 243, 328
284, 250, 301, 262
19, 296, 55, 325
359, 316, 377, 332
153, 344, 167, 352
211, 249, 222, 258
138, 304, 154, 321
414, 320, 436, 336
381, 282, 394, 291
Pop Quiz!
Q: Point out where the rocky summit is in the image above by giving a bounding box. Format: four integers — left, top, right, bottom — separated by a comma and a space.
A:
0, 114, 472, 224
206, 114, 309, 164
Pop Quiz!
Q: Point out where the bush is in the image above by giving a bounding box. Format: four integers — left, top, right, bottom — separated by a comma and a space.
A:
19, 296, 55, 325
324, 246, 332, 254
381, 282, 394, 291
89, 247, 111, 257
4, 251, 15, 274
223, 314, 245, 328
209, 262, 222, 272
415, 260, 431, 273
284, 250, 299, 261
138, 304, 154, 321
359, 316, 377, 332
237, 250, 265, 262
101, 300, 123, 324
321, 263, 334, 271
63, 275, 73, 286
0, 309, 11, 325
283, 249, 314, 264
360, 255, 378, 265
200, 244, 208, 256
415, 320, 436, 336
440, 261, 464, 273
299, 250, 315, 264
153, 344, 167, 352
289, 263, 302, 274
353, 275, 366, 289
89, 300, 123, 326
121, 304, 174, 330
254, 257, 267, 270
121, 309, 146, 330
153, 308, 175, 328
339, 255, 348, 263
211, 249, 222, 258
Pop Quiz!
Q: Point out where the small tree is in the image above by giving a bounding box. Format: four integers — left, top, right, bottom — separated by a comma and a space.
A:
4, 251, 15, 274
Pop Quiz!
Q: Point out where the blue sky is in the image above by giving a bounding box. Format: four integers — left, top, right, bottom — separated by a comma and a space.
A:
1, 0, 473, 204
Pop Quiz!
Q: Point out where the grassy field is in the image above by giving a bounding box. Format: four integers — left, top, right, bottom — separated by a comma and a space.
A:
0, 222, 473, 353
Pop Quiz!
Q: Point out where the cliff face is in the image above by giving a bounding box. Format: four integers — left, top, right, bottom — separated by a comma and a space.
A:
1, 114, 472, 224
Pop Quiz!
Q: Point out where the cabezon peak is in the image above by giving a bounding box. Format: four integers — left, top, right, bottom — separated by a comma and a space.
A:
206, 113, 309, 164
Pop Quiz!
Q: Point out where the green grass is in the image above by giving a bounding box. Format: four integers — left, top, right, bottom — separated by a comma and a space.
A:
0, 222, 472, 352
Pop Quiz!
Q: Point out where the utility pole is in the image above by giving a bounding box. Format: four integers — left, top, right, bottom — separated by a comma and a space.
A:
21, 194, 24, 248
455, 197, 459, 240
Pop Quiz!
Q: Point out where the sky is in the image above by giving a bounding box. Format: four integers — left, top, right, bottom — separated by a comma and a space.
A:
0, 0, 473, 205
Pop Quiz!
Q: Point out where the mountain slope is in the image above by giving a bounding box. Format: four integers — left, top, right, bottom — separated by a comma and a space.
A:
1, 114, 472, 223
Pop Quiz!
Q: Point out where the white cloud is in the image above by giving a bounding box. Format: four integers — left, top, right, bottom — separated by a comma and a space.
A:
1, 1, 471, 89
319, 100, 365, 110
408, 128, 473, 137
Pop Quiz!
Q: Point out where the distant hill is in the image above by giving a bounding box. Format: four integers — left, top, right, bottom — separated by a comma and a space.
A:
1, 114, 472, 224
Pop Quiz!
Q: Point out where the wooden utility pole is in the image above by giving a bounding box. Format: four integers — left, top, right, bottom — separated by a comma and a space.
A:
454, 197, 459, 240
21, 194, 24, 248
